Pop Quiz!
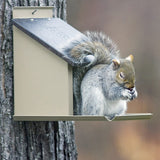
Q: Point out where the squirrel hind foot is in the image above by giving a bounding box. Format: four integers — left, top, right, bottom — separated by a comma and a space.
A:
105, 114, 117, 121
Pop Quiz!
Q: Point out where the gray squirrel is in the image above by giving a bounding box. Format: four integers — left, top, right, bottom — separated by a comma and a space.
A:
65, 31, 137, 120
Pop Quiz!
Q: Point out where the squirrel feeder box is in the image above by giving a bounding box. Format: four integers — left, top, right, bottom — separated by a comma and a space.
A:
13, 7, 152, 121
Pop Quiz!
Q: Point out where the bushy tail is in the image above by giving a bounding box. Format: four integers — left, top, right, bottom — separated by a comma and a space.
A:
65, 31, 119, 68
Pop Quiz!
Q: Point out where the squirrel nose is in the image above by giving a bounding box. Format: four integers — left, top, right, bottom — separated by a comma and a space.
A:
129, 87, 133, 91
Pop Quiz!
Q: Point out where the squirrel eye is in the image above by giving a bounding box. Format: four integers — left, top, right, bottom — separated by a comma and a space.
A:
119, 72, 125, 79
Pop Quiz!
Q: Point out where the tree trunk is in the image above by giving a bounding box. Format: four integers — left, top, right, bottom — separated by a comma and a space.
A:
0, 0, 77, 159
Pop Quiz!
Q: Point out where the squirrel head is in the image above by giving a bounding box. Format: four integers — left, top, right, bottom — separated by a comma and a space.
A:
112, 55, 136, 90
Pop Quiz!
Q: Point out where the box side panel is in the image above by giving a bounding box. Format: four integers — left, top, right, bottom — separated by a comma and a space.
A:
13, 27, 73, 116
68, 65, 73, 114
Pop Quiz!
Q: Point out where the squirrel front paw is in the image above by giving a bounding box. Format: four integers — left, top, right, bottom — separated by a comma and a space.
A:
121, 88, 137, 101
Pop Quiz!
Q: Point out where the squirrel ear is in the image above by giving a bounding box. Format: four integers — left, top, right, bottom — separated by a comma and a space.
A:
126, 54, 134, 62
112, 59, 120, 70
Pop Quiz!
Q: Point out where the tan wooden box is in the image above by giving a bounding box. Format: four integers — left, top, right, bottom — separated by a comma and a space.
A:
13, 7, 74, 120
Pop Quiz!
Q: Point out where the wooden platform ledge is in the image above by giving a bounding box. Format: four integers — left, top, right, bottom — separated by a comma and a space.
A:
14, 113, 152, 121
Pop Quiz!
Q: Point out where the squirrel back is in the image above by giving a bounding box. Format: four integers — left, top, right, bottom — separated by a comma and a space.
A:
64, 31, 137, 118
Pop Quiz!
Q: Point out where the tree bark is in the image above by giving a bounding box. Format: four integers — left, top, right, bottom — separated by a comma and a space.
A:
0, 0, 77, 160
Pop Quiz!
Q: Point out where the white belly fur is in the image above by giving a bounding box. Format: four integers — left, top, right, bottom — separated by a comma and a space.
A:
104, 100, 127, 116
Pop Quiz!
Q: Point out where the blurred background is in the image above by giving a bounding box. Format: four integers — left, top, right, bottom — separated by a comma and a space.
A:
67, 0, 160, 159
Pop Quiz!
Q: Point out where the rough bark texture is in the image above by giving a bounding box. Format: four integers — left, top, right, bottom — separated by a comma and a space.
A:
0, 0, 77, 159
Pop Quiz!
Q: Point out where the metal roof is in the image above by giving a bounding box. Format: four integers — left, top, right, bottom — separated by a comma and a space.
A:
12, 18, 86, 66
